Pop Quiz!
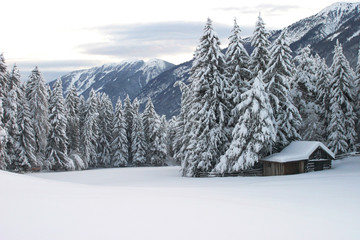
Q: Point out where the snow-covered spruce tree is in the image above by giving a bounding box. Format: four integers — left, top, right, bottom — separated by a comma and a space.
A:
132, 98, 147, 166
143, 98, 167, 166
16, 84, 38, 171
0, 55, 9, 168
157, 115, 168, 164
355, 46, 360, 147
47, 79, 74, 171
315, 56, 332, 141
327, 41, 356, 154
4, 65, 22, 170
172, 81, 192, 165
167, 116, 176, 160
97, 93, 114, 168
65, 84, 80, 154
0, 97, 7, 170
0, 53, 9, 102
292, 46, 322, 141
226, 18, 251, 127
26, 67, 49, 166
249, 13, 270, 78
111, 98, 127, 167
215, 72, 276, 173
181, 18, 231, 177
123, 95, 134, 164
80, 89, 99, 168
265, 31, 301, 151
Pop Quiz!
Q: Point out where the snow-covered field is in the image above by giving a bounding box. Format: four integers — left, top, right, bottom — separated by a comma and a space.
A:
1, 157, 360, 240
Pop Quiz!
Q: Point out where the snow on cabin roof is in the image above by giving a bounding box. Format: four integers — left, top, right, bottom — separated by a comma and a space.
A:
262, 141, 335, 163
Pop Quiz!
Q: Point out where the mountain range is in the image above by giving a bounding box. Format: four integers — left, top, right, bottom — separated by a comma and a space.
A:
53, 2, 360, 118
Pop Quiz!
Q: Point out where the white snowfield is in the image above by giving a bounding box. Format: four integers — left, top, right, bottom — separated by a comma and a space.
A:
1, 157, 360, 240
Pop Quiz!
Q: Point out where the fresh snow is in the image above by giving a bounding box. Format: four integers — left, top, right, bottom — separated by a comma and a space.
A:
1, 157, 360, 240
263, 141, 335, 163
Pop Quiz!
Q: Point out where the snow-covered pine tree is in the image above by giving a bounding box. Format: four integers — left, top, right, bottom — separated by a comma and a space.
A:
292, 46, 322, 141
0, 97, 7, 170
132, 98, 147, 166
355, 46, 360, 147
181, 18, 231, 177
172, 81, 192, 165
0, 54, 9, 168
315, 56, 332, 141
142, 99, 167, 166
0, 53, 9, 102
157, 115, 168, 165
226, 18, 251, 127
167, 116, 176, 160
65, 84, 80, 154
80, 89, 99, 168
265, 31, 301, 151
123, 95, 134, 164
47, 79, 74, 171
26, 67, 49, 165
215, 72, 276, 173
327, 41, 356, 154
249, 13, 270, 78
97, 93, 114, 167
4, 65, 22, 170
111, 98, 127, 167
17, 84, 38, 171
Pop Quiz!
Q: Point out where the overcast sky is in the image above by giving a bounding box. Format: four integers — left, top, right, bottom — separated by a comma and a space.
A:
1, 0, 356, 81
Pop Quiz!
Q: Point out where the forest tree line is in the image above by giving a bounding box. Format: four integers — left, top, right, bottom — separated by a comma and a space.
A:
174, 17, 360, 177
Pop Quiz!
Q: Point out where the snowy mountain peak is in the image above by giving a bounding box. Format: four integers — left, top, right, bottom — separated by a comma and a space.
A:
319, 2, 359, 15
52, 59, 174, 104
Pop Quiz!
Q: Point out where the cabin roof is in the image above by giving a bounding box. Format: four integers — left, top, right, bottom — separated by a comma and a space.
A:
262, 141, 335, 163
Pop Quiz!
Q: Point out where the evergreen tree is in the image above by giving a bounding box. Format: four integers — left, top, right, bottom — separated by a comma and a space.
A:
132, 98, 147, 166
249, 13, 270, 78
80, 89, 99, 168
0, 53, 9, 101
215, 72, 276, 173
315, 56, 332, 141
26, 67, 49, 164
111, 98, 127, 167
0, 54, 9, 168
181, 19, 231, 177
4, 65, 22, 170
355, 46, 360, 147
157, 115, 168, 165
47, 79, 74, 171
167, 116, 176, 160
292, 46, 321, 140
0, 97, 7, 170
226, 19, 251, 127
327, 41, 356, 154
65, 84, 80, 154
97, 93, 114, 167
17, 85, 38, 171
142, 98, 157, 163
123, 95, 134, 164
172, 81, 192, 165
265, 31, 301, 151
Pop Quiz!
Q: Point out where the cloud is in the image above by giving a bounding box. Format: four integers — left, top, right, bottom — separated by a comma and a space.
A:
78, 22, 254, 60
214, 4, 301, 16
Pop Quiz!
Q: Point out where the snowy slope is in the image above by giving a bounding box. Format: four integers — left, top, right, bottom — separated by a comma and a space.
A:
282, 2, 359, 46
52, 59, 174, 104
1, 157, 360, 240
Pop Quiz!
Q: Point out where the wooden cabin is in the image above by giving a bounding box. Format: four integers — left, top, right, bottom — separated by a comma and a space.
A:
261, 141, 335, 176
